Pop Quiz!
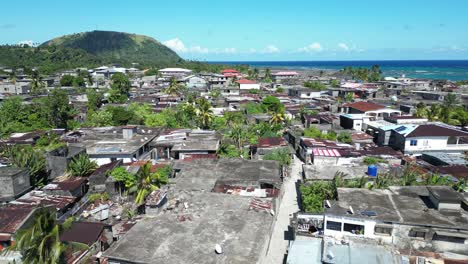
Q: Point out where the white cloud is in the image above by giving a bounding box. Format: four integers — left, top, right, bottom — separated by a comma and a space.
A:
338, 43, 349, 51
298, 42, 323, 52
222, 47, 237, 54
189, 46, 209, 53
262, 45, 280, 53
163, 38, 213, 54
248, 48, 257, 53
17, 40, 35, 47
163, 38, 187, 53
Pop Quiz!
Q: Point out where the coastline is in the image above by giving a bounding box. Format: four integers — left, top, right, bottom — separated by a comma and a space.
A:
209, 60, 468, 80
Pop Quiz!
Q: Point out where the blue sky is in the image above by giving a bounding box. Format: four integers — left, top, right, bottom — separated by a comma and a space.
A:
1, 0, 468, 60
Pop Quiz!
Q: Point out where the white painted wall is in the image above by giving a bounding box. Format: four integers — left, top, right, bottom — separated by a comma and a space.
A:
239, 83, 260, 90
404, 136, 468, 152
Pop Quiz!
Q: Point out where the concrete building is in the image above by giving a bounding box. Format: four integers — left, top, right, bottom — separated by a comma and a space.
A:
323, 186, 468, 254
236, 79, 260, 90
180, 75, 207, 88
0, 167, 30, 202
103, 159, 282, 264
64, 126, 161, 165
288, 87, 323, 99
0, 82, 29, 94
389, 123, 468, 154
46, 146, 86, 179
158, 68, 192, 77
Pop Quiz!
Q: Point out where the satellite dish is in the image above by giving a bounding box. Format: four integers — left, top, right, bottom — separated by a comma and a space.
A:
349, 206, 354, 215
215, 244, 223, 254
325, 200, 331, 208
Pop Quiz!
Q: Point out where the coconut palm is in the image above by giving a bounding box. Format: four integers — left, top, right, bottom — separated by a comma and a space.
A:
453, 108, 468, 128
9, 208, 85, 264
128, 162, 169, 205
30, 69, 44, 94
164, 77, 184, 95
1, 145, 46, 187
415, 103, 427, 118
67, 153, 98, 177
426, 104, 440, 121
195, 98, 214, 129
269, 112, 285, 125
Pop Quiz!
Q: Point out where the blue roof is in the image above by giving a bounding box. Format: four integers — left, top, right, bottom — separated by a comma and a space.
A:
286, 239, 322, 264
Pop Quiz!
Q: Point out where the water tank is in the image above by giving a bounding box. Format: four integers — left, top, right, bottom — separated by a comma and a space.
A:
368, 165, 378, 177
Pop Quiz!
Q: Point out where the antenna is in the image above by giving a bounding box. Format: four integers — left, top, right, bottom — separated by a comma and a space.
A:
325, 200, 331, 208
349, 206, 354, 215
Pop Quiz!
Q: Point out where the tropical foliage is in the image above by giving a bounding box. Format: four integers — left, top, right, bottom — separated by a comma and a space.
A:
67, 153, 98, 177
9, 208, 86, 264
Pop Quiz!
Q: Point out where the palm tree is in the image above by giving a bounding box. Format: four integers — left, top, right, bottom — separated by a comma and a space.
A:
228, 124, 248, 150
453, 108, 468, 128
264, 68, 272, 82
1, 145, 46, 187
9, 208, 85, 264
67, 153, 98, 177
440, 93, 459, 123
426, 104, 440, 121
164, 77, 183, 95
415, 103, 427, 118
195, 98, 214, 129
30, 69, 43, 94
128, 162, 169, 205
269, 112, 285, 125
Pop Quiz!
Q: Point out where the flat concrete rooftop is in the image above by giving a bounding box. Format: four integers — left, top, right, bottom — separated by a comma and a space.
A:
326, 186, 468, 229
103, 192, 274, 264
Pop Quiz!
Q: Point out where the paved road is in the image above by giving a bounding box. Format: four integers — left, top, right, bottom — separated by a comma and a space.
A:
262, 155, 303, 264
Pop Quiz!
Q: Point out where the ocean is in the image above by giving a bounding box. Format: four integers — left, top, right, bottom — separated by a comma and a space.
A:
209, 60, 468, 81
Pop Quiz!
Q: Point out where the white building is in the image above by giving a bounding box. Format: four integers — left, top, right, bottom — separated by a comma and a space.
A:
158, 68, 192, 77
323, 186, 468, 254
390, 123, 468, 154
236, 79, 260, 90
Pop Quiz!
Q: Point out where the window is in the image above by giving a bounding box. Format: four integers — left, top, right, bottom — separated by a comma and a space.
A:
433, 234, 466, 244
447, 136, 457, 145
374, 225, 393, 236
410, 140, 418, 146
326, 221, 342, 231
409, 229, 426, 239
343, 223, 365, 235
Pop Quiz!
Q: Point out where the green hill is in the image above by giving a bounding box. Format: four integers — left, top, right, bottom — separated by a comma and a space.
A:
41, 30, 183, 65
0, 30, 184, 74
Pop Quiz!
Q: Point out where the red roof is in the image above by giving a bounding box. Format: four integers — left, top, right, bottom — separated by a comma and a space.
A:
222, 69, 239, 74
257, 137, 287, 148
313, 148, 341, 157
343, 101, 385, 112
0, 205, 36, 235
236, 79, 257, 84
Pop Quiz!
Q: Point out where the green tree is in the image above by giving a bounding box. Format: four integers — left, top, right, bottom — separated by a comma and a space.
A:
426, 104, 440, 121
304, 81, 326, 91
337, 132, 352, 143
263, 148, 291, 167
454, 108, 468, 127
60, 75, 75, 86
261, 96, 284, 114
128, 162, 169, 205
86, 89, 103, 112
1, 145, 47, 187
164, 77, 185, 96
10, 208, 85, 264
264, 68, 272, 82
108, 73, 130, 103
195, 97, 214, 129
67, 153, 98, 177
30, 69, 44, 94
330, 79, 340, 88
37, 89, 76, 129
415, 102, 427, 118
270, 112, 285, 125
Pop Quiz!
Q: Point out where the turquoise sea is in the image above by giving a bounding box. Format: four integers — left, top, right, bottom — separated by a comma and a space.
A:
210, 60, 468, 81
